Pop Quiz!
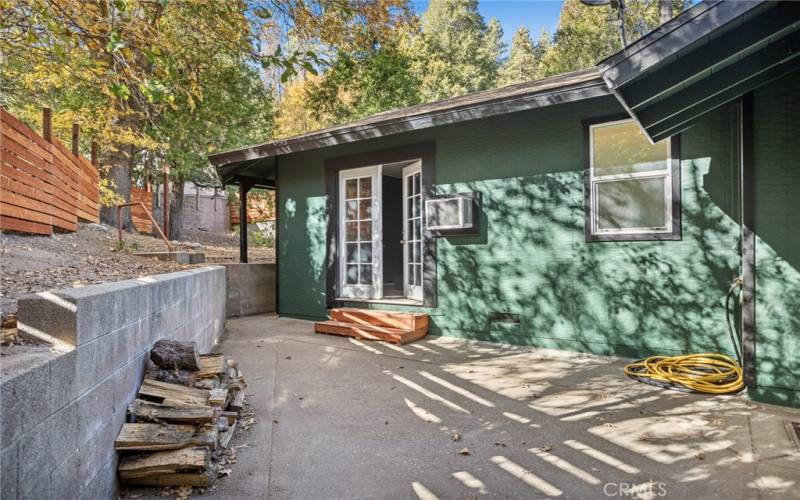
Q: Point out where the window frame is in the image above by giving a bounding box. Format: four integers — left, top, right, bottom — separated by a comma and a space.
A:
583, 115, 682, 242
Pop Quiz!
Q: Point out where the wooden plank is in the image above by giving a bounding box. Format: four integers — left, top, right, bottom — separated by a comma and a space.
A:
0, 201, 54, 226
128, 399, 217, 425
2, 148, 76, 209
0, 175, 75, 223
228, 390, 244, 414
118, 447, 210, 479
219, 419, 237, 449
145, 368, 198, 387
0, 215, 51, 235
0, 120, 53, 163
129, 400, 217, 424
120, 470, 215, 487
138, 379, 210, 407
329, 308, 429, 331
2, 138, 52, 175
0, 191, 76, 231
208, 388, 228, 408
197, 354, 226, 379
114, 423, 198, 451
314, 320, 427, 345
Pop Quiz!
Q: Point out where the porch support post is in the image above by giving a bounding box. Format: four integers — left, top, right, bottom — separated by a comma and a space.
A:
740, 92, 757, 389
239, 180, 253, 263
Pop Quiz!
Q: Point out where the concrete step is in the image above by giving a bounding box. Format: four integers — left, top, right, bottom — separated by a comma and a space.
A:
314, 320, 427, 345
329, 308, 429, 331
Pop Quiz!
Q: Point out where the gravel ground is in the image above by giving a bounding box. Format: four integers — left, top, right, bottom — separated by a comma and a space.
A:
0, 223, 273, 316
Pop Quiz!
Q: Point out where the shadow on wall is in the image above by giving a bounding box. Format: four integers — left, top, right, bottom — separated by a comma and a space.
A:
750, 71, 800, 405
280, 195, 330, 319
433, 153, 742, 360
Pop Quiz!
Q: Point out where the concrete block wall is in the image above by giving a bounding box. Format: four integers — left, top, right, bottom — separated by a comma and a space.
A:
0, 266, 226, 500
222, 263, 276, 317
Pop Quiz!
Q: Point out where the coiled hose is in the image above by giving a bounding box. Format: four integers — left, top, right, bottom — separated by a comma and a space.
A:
623, 278, 745, 395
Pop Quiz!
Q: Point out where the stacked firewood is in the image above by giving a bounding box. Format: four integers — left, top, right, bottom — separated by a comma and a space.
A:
115, 340, 247, 487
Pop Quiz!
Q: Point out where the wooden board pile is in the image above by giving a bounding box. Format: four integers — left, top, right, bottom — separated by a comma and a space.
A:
115, 340, 247, 488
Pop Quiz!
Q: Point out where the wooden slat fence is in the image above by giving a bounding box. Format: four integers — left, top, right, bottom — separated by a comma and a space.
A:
0, 108, 100, 235
130, 186, 154, 234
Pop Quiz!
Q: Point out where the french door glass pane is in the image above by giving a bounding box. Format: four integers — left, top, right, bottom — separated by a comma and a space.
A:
346, 222, 358, 241
359, 177, 372, 198
358, 243, 372, 263
596, 177, 667, 230
346, 201, 358, 221
346, 265, 358, 284
359, 199, 372, 219
346, 179, 358, 199
346, 243, 358, 263
413, 174, 420, 195
359, 265, 372, 284
359, 221, 371, 241
343, 174, 374, 288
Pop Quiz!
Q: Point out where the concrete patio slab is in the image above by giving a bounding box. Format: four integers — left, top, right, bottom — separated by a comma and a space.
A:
178, 315, 800, 499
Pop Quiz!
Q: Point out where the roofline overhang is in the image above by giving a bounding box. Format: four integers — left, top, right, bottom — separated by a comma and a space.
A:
210, 69, 609, 168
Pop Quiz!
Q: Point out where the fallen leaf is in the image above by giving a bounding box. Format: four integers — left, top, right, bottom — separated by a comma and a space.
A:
695, 452, 705, 460
493, 442, 506, 447
451, 431, 462, 442
458, 447, 470, 456
537, 445, 553, 452
218, 468, 233, 477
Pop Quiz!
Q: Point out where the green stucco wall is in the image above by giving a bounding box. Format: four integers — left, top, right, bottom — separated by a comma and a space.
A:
276, 86, 798, 405
750, 71, 800, 407
279, 95, 741, 354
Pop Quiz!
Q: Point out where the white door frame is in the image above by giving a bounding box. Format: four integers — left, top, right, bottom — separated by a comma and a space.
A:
338, 165, 382, 299
402, 162, 423, 302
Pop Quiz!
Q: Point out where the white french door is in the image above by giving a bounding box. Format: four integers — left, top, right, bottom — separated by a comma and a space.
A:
402, 163, 423, 302
339, 166, 382, 299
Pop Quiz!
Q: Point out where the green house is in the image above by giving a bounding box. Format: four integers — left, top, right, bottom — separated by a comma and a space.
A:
211, 1, 800, 407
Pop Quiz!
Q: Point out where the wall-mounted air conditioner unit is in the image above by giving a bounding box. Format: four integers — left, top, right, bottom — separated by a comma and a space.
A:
425, 194, 475, 232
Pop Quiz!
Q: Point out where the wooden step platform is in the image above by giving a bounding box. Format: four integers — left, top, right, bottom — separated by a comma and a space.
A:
315, 308, 429, 345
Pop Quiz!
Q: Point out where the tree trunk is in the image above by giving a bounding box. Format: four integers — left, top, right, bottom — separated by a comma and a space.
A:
100, 145, 135, 229
659, 0, 673, 24
150, 340, 201, 370
169, 179, 186, 241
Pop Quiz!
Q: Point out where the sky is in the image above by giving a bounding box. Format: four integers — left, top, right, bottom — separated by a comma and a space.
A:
411, 0, 565, 47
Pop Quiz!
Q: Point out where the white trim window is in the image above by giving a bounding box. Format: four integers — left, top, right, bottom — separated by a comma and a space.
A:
588, 119, 678, 240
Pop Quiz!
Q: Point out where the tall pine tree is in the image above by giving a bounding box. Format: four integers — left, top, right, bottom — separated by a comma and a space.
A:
408, 0, 504, 102
498, 27, 541, 86
541, 0, 685, 76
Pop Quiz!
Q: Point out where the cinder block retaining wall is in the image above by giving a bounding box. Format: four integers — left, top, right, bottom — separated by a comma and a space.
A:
223, 263, 276, 317
0, 266, 226, 500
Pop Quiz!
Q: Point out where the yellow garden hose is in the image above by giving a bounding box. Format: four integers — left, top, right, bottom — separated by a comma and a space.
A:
624, 353, 743, 394
623, 279, 745, 395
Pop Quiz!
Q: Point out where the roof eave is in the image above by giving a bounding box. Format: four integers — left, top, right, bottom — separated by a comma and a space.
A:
209, 71, 608, 168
